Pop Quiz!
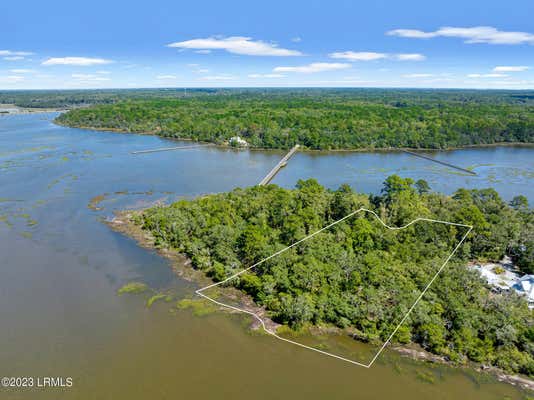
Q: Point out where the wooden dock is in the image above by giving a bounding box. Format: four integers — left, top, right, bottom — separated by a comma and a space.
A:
131, 144, 209, 154
259, 144, 300, 185
402, 150, 477, 175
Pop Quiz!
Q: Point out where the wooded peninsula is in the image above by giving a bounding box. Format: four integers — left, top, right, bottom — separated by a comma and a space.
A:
127, 176, 533, 376
50, 89, 534, 150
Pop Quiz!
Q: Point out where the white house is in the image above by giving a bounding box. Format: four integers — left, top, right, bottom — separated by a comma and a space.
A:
514, 275, 534, 309
470, 259, 534, 309
229, 136, 248, 147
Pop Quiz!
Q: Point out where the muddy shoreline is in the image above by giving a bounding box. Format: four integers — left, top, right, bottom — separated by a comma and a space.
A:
107, 209, 534, 392
106, 210, 281, 332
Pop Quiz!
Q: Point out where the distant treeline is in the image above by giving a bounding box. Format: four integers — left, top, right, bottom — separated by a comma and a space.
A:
133, 176, 534, 375
3, 88, 534, 108
51, 90, 534, 149
0, 88, 213, 108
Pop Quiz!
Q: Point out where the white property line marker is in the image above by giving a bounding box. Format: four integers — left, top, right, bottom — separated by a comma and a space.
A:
196, 208, 473, 368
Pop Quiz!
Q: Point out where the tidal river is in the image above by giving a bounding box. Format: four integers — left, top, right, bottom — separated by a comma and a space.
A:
1, 112, 533, 400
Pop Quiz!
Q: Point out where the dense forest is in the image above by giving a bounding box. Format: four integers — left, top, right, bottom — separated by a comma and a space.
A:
3, 88, 534, 108
131, 176, 533, 376
0, 88, 217, 108
53, 90, 534, 149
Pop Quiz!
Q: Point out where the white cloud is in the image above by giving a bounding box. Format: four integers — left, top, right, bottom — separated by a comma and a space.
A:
394, 53, 426, 61
488, 80, 532, 86
386, 29, 436, 39
493, 66, 529, 72
467, 73, 507, 78
329, 51, 425, 61
156, 75, 178, 80
3, 56, 25, 61
0, 75, 25, 84
292, 79, 377, 86
96, 70, 111, 74
273, 62, 351, 73
402, 73, 434, 78
329, 51, 387, 61
9, 69, 35, 74
248, 73, 285, 78
186, 64, 209, 74
42, 57, 113, 66
167, 36, 302, 56
0, 50, 33, 56
71, 73, 110, 82
195, 50, 212, 54
291, 37, 302, 43
387, 26, 534, 45
199, 75, 237, 81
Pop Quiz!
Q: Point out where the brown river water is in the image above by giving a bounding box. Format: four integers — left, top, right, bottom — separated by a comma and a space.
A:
1, 113, 533, 399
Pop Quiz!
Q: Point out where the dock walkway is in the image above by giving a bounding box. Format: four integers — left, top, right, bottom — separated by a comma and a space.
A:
131, 144, 209, 154
402, 150, 476, 175
259, 144, 300, 185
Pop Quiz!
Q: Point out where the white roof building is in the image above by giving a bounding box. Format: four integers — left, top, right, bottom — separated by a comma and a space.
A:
229, 136, 248, 147
471, 260, 534, 309
514, 275, 534, 308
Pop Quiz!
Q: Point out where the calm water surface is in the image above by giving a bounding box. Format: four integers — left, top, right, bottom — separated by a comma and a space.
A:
1, 113, 533, 399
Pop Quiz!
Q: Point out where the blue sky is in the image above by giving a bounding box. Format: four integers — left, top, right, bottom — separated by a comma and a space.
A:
1, 0, 533, 89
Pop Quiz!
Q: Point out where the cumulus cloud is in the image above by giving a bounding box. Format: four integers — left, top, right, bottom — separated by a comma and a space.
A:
273, 62, 351, 73
248, 73, 285, 78
167, 36, 302, 56
467, 73, 507, 78
386, 29, 436, 39
402, 73, 434, 78
387, 26, 534, 45
71, 73, 110, 82
9, 69, 35, 74
0, 50, 33, 56
487, 80, 533, 86
198, 75, 237, 81
394, 53, 426, 61
329, 51, 425, 61
493, 66, 530, 72
329, 51, 387, 61
42, 57, 113, 66
156, 75, 178, 80
0, 75, 25, 84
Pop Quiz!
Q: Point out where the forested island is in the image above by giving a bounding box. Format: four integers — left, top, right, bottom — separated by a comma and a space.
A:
122, 176, 534, 376
44, 89, 534, 150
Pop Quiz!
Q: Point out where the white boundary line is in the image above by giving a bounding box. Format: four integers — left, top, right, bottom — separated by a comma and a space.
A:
196, 208, 473, 368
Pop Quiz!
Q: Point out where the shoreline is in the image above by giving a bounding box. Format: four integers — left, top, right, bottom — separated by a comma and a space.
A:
106, 210, 281, 332
53, 119, 534, 154
0, 104, 68, 114
107, 209, 534, 392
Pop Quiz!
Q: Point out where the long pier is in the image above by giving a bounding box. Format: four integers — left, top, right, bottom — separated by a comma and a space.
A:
131, 144, 209, 154
402, 150, 477, 175
259, 144, 300, 185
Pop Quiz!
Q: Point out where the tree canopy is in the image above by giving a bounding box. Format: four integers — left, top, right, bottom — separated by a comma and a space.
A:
54, 90, 534, 150
132, 176, 534, 376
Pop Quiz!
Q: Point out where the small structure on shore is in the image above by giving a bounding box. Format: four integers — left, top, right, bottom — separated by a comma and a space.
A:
229, 136, 249, 147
